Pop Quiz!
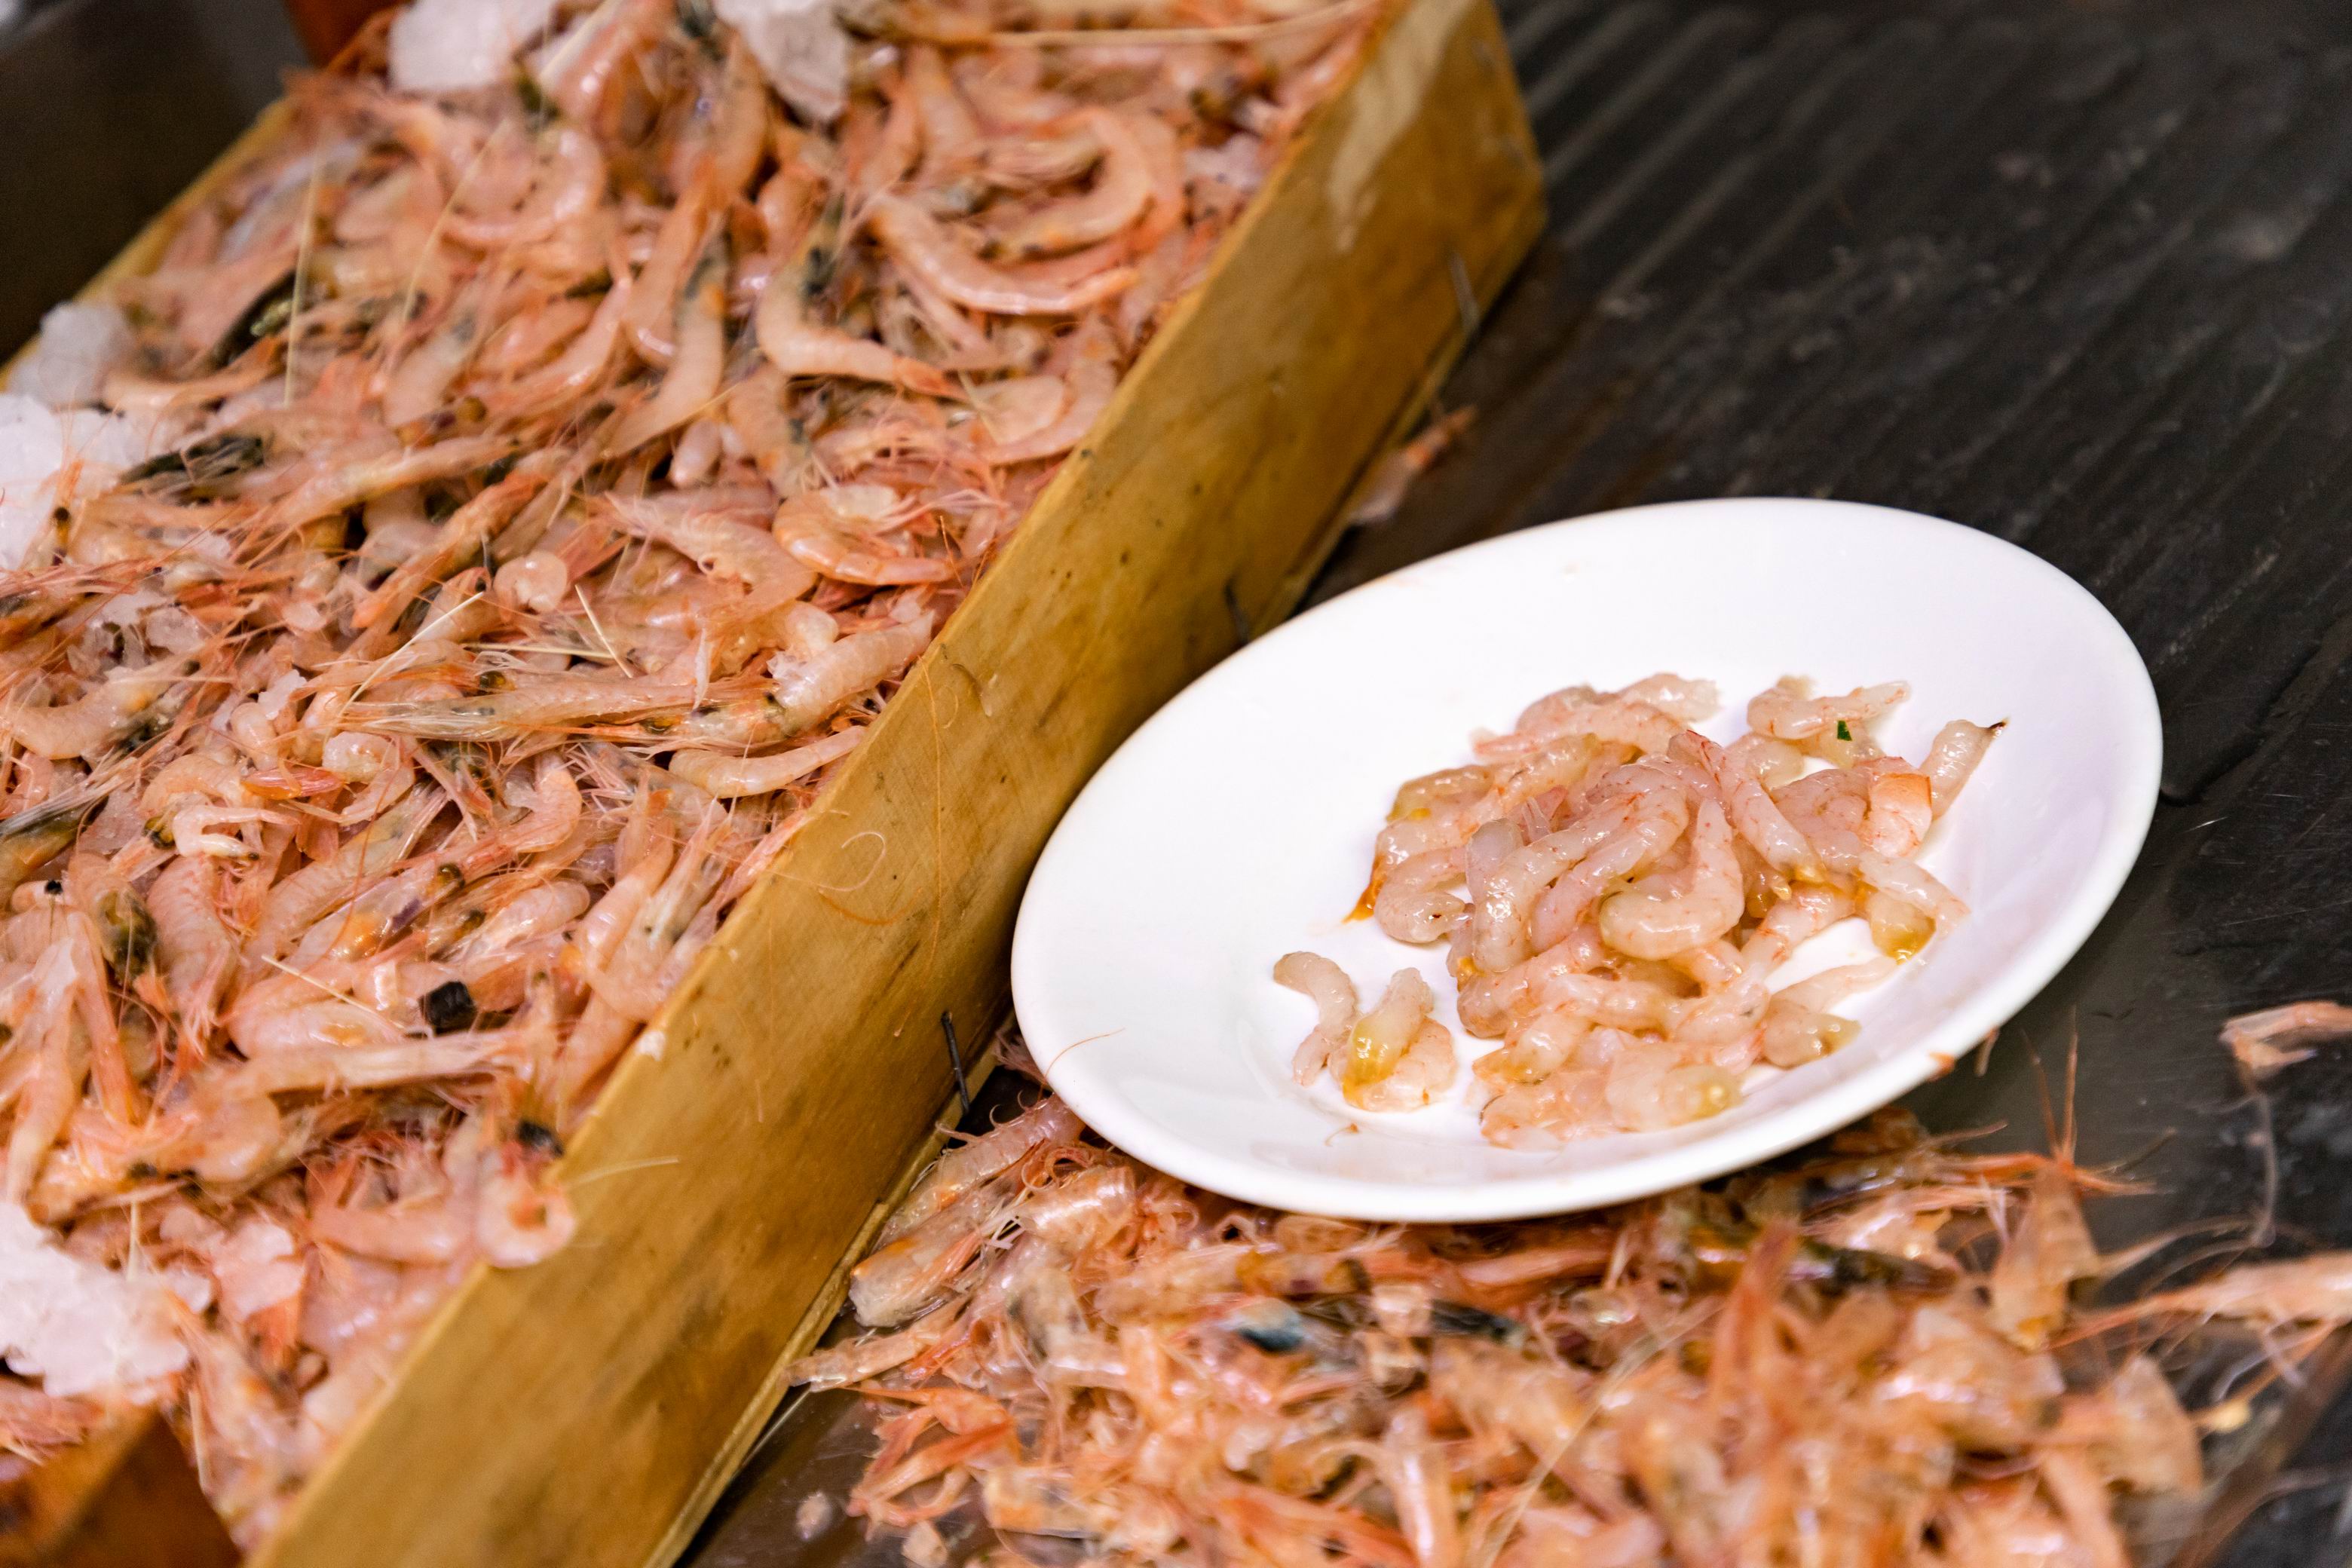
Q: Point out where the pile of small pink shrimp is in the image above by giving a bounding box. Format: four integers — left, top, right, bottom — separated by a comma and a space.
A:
0, 0, 1369, 1539
1276, 674, 1998, 1143
795, 1086, 2352, 1568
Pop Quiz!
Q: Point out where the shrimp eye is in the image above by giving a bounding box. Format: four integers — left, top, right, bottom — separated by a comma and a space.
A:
422, 980, 478, 1034
1229, 1300, 1306, 1354
1429, 1301, 1523, 1343
517, 1119, 565, 1156
42, 880, 62, 897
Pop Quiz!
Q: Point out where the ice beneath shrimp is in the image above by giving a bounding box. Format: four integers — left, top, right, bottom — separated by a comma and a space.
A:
1278, 670, 1996, 1146
388, 0, 562, 93
0, 1202, 188, 1398
6, 303, 133, 408
0, 394, 170, 568
715, 0, 850, 124
0, 394, 65, 567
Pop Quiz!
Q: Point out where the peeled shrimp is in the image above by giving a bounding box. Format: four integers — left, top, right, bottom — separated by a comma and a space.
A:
1337, 968, 1436, 1107
1298, 672, 1985, 1142
1922, 719, 2000, 816
1273, 951, 1355, 1086
1747, 677, 1909, 742
2, 652, 199, 761
1467, 798, 1639, 975
1347, 1019, 1456, 1113
1597, 799, 1742, 960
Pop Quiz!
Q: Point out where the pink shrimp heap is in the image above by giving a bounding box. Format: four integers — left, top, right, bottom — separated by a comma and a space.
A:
799, 1086, 2352, 1568
1279, 674, 1998, 1143
0, 0, 1370, 1542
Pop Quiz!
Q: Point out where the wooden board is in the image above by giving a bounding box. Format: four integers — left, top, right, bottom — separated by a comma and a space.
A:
0, 1413, 236, 1568
4, 0, 1540, 1558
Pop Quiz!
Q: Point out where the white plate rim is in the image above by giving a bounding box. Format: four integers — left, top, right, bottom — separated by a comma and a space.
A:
1012, 498, 2163, 1220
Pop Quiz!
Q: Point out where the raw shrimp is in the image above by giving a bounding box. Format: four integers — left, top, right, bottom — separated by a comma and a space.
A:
975, 323, 1119, 464
803, 1089, 2324, 1568
1272, 951, 1355, 1085
0, 0, 1374, 1530
2, 651, 201, 761
1334, 967, 1436, 1107
604, 493, 817, 603
1288, 673, 1985, 1142
1747, 676, 1909, 742
869, 196, 1138, 316
443, 127, 605, 249
493, 267, 634, 417
1596, 798, 1741, 960
351, 678, 705, 741
762, 614, 936, 737
2221, 997, 2352, 1079
608, 252, 728, 454
149, 853, 237, 1049
773, 519, 958, 586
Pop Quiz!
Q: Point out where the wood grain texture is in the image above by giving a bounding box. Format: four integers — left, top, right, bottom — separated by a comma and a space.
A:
0, 1413, 236, 1568
5, 0, 1538, 1558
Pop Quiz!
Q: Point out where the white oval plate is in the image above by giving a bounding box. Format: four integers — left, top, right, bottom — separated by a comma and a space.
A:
1012, 499, 2161, 1220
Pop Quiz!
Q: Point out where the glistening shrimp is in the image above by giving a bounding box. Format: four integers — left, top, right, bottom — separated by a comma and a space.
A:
1279, 672, 1994, 1142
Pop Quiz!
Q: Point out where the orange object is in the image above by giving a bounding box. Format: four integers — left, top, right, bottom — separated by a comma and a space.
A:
280, 0, 396, 64
0, 1412, 237, 1568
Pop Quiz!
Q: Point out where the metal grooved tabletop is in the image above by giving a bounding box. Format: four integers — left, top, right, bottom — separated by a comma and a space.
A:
693, 2, 2352, 1563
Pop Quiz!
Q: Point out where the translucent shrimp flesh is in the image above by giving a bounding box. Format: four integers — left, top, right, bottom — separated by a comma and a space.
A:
1283, 673, 1995, 1141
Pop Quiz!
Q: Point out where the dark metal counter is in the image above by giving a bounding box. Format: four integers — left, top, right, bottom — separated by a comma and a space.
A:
0, 0, 303, 360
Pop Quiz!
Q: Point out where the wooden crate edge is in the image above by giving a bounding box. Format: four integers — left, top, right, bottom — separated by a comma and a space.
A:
2, 0, 1544, 1557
